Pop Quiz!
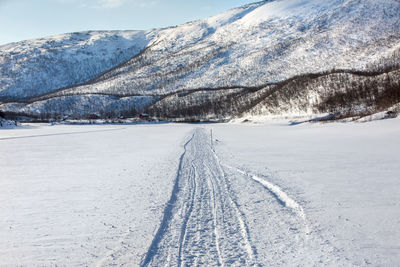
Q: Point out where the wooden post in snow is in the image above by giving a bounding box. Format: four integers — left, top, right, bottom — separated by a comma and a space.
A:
210, 129, 213, 147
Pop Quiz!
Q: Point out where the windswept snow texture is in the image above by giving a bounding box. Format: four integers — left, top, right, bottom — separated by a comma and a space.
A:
1, 119, 399, 266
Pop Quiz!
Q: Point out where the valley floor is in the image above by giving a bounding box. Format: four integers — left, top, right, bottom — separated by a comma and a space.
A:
0, 119, 399, 266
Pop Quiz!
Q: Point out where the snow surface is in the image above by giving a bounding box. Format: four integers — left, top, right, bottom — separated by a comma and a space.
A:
209, 118, 400, 266
240, 0, 332, 24
1, 119, 399, 266
0, 124, 193, 266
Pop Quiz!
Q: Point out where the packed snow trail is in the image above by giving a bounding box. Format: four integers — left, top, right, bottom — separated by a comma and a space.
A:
141, 128, 257, 267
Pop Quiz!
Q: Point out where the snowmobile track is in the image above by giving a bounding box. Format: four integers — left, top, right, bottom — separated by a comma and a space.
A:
141, 128, 258, 267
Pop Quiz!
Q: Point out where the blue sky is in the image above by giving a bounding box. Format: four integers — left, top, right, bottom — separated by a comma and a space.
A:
0, 0, 254, 45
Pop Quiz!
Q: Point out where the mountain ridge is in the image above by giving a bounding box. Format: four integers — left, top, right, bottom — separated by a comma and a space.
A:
1, 0, 399, 121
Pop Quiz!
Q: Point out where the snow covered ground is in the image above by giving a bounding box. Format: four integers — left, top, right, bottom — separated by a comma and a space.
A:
1, 119, 399, 266
208, 118, 400, 266
0, 123, 194, 266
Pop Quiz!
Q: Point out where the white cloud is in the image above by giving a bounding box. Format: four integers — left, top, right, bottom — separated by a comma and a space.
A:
55, 0, 157, 9
136, 0, 158, 8
97, 0, 125, 8
76, 0, 125, 9
55, 0, 78, 3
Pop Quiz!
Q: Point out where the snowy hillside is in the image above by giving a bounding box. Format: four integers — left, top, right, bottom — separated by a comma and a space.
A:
0, 0, 399, 120
0, 30, 157, 100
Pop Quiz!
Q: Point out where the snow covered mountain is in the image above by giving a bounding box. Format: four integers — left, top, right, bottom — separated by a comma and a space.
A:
0, 30, 157, 99
1, 0, 399, 121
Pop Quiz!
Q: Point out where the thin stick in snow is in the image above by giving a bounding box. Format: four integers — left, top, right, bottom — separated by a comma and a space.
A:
210, 129, 213, 147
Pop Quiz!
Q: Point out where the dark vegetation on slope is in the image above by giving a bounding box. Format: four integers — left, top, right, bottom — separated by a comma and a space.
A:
146, 66, 400, 121
2, 64, 399, 122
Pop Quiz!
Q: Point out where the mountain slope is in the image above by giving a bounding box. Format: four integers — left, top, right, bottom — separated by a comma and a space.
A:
1, 0, 399, 120
0, 30, 157, 100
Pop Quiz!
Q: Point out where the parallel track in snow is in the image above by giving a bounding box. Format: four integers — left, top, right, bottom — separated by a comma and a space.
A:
141, 128, 258, 267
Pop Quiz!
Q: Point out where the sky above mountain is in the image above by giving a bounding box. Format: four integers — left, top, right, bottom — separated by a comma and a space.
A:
0, 0, 253, 45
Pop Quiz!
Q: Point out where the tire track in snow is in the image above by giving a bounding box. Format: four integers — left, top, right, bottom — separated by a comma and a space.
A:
204, 164, 224, 267
222, 164, 310, 236
177, 162, 197, 267
141, 128, 257, 266
212, 136, 355, 266
238, 170, 306, 219
140, 133, 195, 267
208, 160, 257, 263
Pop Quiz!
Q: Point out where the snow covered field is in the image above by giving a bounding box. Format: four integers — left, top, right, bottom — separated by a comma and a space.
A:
1, 119, 399, 266
0, 123, 193, 266
209, 118, 400, 266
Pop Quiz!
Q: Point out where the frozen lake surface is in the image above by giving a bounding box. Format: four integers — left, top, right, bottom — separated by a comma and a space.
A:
1, 119, 399, 266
